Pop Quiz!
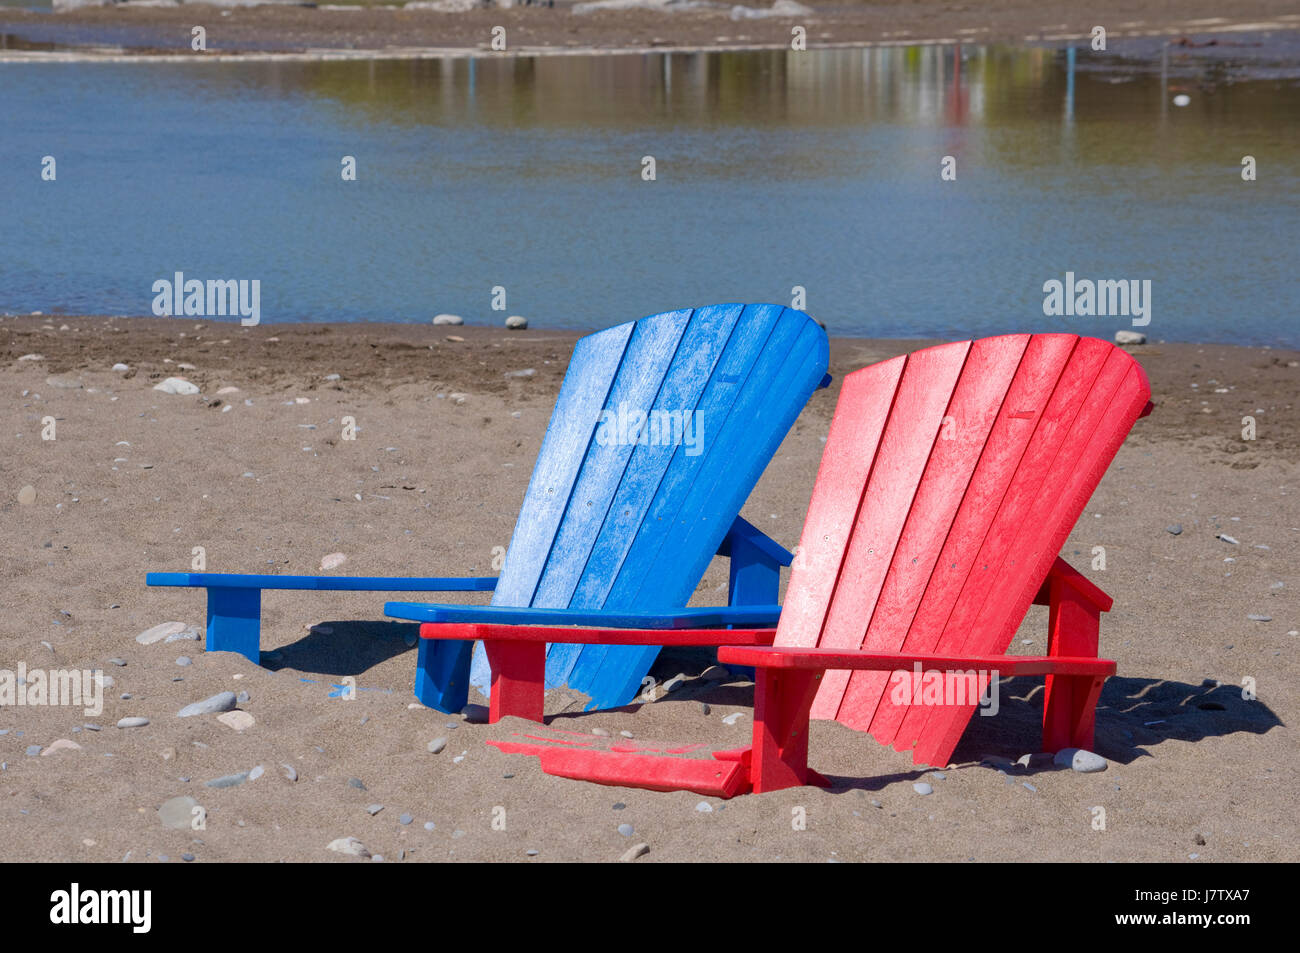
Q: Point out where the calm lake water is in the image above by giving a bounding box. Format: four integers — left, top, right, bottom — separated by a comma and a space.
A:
2, 44, 1298, 343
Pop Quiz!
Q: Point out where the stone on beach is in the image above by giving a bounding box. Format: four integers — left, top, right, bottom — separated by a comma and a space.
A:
730, 0, 812, 19
116, 717, 149, 729
178, 692, 237, 718
17, 485, 37, 505
432, 313, 464, 326
205, 771, 250, 789
40, 738, 82, 756
217, 711, 255, 732
153, 377, 199, 396
320, 552, 347, 571
136, 621, 194, 645
327, 837, 371, 858
912, 782, 934, 795
159, 795, 199, 830
1053, 748, 1108, 773
427, 737, 448, 754
1114, 330, 1147, 345
505, 315, 528, 330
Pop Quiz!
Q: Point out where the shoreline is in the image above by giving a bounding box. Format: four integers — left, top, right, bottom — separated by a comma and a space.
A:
1, 4, 1297, 61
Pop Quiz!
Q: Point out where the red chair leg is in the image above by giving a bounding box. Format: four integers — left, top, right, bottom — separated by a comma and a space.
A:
483, 640, 546, 723
751, 667, 825, 793
1043, 577, 1104, 751
1043, 673, 1106, 751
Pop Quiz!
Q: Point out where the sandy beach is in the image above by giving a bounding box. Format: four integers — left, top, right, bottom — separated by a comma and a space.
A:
1, 1, 1298, 59
1, 314, 1295, 863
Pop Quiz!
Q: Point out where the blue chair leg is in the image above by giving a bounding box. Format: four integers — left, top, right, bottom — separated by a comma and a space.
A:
205, 587, 262, 663
726, 536, 780, 680
415, 638, 472, 714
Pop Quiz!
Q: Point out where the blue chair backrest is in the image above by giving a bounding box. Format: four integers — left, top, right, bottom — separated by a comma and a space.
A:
470, 303, 829, 710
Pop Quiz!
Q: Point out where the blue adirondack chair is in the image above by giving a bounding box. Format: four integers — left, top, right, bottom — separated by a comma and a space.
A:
148, 304, 829, 713
388, 303, 830, 711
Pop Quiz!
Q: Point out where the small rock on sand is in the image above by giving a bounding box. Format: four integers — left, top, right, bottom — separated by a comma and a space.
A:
320, 552, 347, 571
136, 621, 192, 645
1053, 748, 1108, 773
620, 842, 650, 862
178, 692, 237, 718
1114, 330, 1147, 345
40, 739, 82, 756
505, 315, 528, 330
432, 314, 464, 326
112, 363, 130, 373
281, 763, 298, 782
366, 804, 384, 816
427, 737, 448, 754
1166, 524, 1183, 535
721, 712, 745, 725
617, 823, 634, 837
116, 717, 149, 729
153, 377, 199, 396
159, 796, 199, 830
327, 837, 371, 858
913, 782, 934, 795
205, 772, 249, 789
248, 765, 265, 781
17, 485, 37, 505
216, 711, 255, 732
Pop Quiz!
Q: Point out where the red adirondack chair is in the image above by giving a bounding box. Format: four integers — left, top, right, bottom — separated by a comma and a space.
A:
456, 334, 1153, 795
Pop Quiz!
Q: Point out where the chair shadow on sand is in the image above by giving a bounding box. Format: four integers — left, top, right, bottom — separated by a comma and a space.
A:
543, 645, 1286, 794
264, 632, 1283, 794
260, 620, 422, 681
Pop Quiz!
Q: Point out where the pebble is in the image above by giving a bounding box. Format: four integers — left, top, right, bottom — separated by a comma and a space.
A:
526, 849, 539, 857
913, 782, 933, 795
40, 738, 82, 756
504, 368, 536, 379
178, 692, 237, 718
175, 656, 192, 667
216, 711, 255, 732
620, 730, 634, 739
17, 485, 37, 505
1247, 614, 1271, 622
83, 723, 101, 731
320, 552, 347, 571
348, 778, 367, 790
617, 823, 635, 837
366, 804, 384, 816
590, 727, 610, 737
17, 353, 44, 361
182, 853, 195, 862
326, 837, 371, 858
620, 843, 650, 862
432, 313, 464, 326
1053, 748, 1108, 773
445, 335, 464, 343
205, 772, 249, 788
721, 712, 745, 725
248, 765, 265, 781
505, 315, 528, 330
695, 802, 714, 813
1023, 781, 1038, 792
282, 763, 298, 782
399, 813, 413, 825
424, 822, 436, 831
1166, 524, 1183, 535
112, 362, 130, 372
427, 738, 448, 754
215, 386, 240, 395
159, 796, 199, 830
1217, 534, 1240, 545
699, 702, 711, 715
613, 802, 626, 810
1114, 330, 1146, 345
153, 377, 200, 396
108, 657, 127, 666
236, 690, 250, 704
25, 745, 42, 757
116, 717, 149, 729
136, 621, 192, 645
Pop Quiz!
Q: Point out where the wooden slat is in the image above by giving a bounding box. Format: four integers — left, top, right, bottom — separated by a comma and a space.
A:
774, 353, 907, 657
912, 353, 1150, 765
718, 645, 1116, 677
808, 340, 971, 719
424, 623, 777, 645
575, 308, 829, 708
876, 334, 1081, 752
836, 334, 1030, 733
